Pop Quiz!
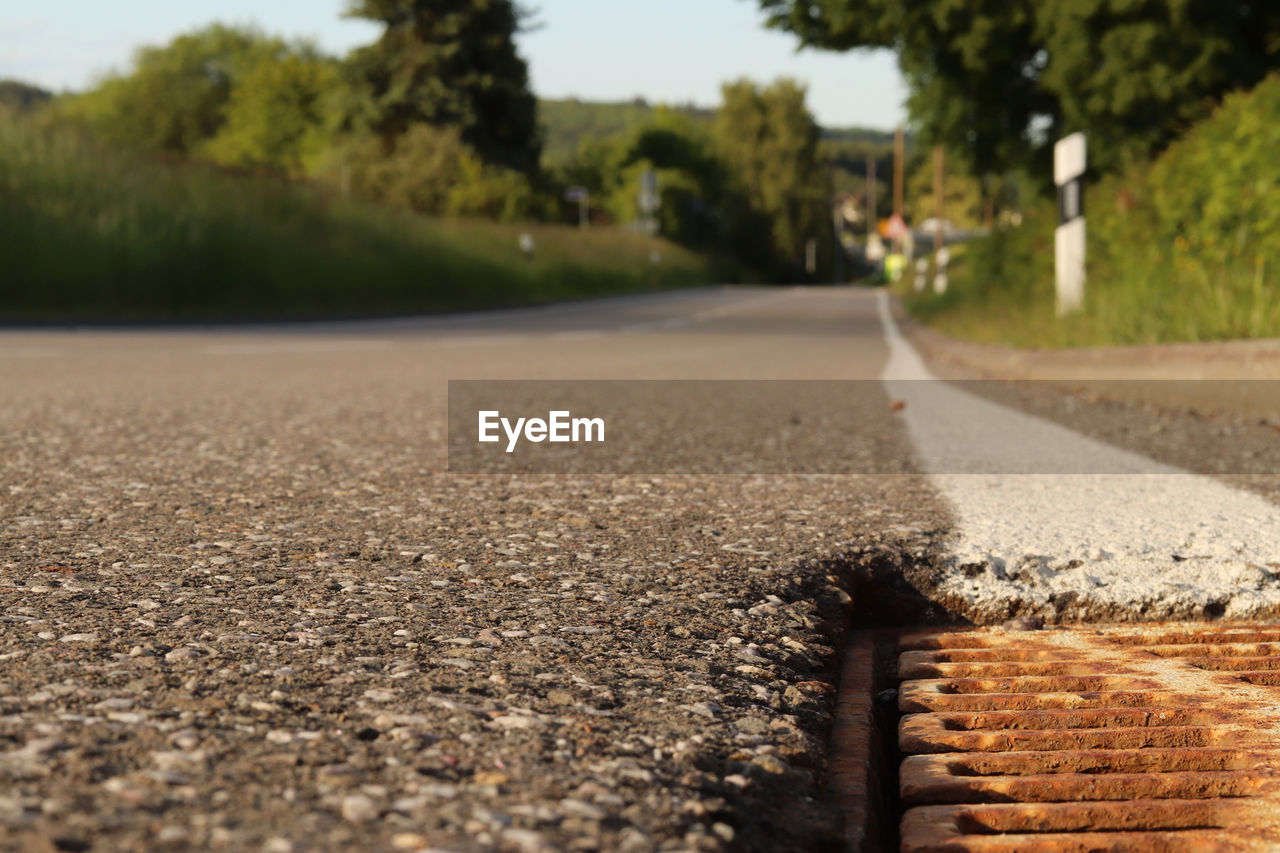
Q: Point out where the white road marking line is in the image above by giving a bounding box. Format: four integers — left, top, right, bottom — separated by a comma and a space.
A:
875, 289, 1280, 619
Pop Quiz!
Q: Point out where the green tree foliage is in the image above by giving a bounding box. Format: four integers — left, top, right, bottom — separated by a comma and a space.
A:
342, 0, 541, 174
756, 1, 1050, 176
604, 113, 734, 247
1108, 72, 1280, 271
323, 123, 536, 221
549, 84, 833, 277
57, 25, 287, 156
905, 150, 983, 227
553, 109, 728, 242
713, 79, 825, 265
820, 133, 895, 222
1035, 0, 1280, 172
757, 0, 1280, 176
910, 74, 1280, 346
202, 53, 339, 175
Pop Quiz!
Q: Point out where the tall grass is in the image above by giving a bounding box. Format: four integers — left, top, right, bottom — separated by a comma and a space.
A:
902, 202, 1280, 349
0, 114, 718, 321
901, 75, 1280, 349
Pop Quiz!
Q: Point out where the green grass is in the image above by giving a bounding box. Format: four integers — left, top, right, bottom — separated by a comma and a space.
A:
0, 114, 719, 322
901, 75, 1280, 349
901, 201, 1280, 350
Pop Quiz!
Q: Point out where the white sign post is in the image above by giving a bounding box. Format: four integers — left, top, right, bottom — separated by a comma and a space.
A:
1054, 133, 1086, 316
565, 186, 589, 229
638, 169, 659, 236
914, 257, 928, 293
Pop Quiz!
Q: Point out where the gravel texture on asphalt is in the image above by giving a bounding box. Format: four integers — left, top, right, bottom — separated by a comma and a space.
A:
0, 291, 952, 852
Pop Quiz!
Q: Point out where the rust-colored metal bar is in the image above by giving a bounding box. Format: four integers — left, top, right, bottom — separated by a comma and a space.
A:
901, 800, 1271, 853
895, 623, 1280, 852
828, 632, 892, 852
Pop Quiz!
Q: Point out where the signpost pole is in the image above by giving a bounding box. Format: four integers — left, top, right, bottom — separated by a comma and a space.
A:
932, 146, 944, 256
638, 169, 659, 236
832, 204, 844, 285
933, 146, 948, 294
1054, 133, 1087, 315
893, 127, 904, 254
867, 154, 877, 240
565, 187, 590, 229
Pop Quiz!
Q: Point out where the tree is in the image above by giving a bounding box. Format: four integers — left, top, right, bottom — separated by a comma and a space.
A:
202, 53, 339, 175
605, 112, 733, 246
755, 1, 1050, 177
756, 0, 1280, 177
58, 25, 286, 156
714, 79, 826, 267
342, 0, 541, 174
1034, 0, 1280, 170
905, 150, 983, 228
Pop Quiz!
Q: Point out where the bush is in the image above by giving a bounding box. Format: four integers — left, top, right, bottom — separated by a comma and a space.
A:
319, 125, 538, 221
201, 53, 338, 175
905, 73, 1280, 347
1143, 74, 1280, 269
54, 25, 287, 156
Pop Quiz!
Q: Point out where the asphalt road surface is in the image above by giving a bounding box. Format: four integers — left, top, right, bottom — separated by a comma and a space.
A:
3, 286, 1279, 852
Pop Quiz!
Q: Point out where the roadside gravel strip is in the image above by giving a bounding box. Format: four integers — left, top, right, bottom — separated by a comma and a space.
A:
0, 289, 950, 853
878, 291, 1280, 624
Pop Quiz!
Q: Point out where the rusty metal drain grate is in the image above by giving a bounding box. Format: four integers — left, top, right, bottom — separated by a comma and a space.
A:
895, 624, 1280, 852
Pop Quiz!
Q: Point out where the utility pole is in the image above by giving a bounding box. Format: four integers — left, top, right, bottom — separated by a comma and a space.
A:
892, 127, 905, 256
867, 154, 877, 233
565, 187, 589, 229
933, 146, 948, 294
832, 203, 844, 285
893, 127, 904, 223
933, 146, 944, 256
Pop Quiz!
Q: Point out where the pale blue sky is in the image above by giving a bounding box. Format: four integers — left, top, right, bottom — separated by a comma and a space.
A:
0, 0, 907, 129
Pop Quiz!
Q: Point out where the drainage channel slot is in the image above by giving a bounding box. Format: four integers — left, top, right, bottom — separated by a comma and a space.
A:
876, 623, 1280, 853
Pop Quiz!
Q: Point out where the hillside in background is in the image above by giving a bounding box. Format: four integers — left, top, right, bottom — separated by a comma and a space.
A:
538, 98, 714, 164
0, 80, 52, 112
820, 126, 899, 146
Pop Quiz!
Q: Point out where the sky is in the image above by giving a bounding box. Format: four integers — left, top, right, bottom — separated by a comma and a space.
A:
0, 0, 907, 130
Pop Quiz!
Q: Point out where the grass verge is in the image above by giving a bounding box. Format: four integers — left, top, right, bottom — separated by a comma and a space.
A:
0, 116, 722, 322
900, 202, 1280, 349
901, 75, 1280, 349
